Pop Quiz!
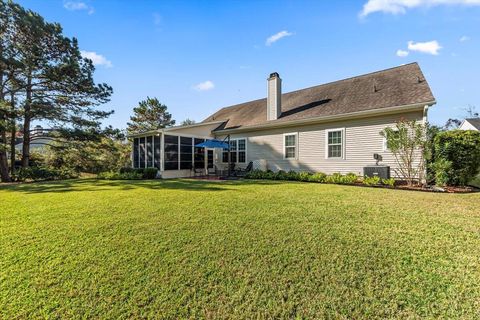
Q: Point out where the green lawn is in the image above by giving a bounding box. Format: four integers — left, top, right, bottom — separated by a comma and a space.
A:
1, 179, 480, 319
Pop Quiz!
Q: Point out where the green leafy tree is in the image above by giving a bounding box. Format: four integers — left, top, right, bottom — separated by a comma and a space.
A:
180, 118, 196, 126
380, 120, 429, 186
44, 127, 130, 174
127, 97, 175, 134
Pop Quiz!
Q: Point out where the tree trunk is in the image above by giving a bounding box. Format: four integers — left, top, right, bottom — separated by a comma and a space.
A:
0, 126, 10, 182
21, 74, 32, 168
9, 91, 15, 174
0, 46, 12, 182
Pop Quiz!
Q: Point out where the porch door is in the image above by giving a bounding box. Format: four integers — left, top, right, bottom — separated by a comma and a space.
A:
207, 149, 214, 169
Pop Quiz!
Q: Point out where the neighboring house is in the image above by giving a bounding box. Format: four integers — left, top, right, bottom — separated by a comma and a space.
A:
15, 125, 56, 153
130, 62, 435, 178
459, 118, 480, 131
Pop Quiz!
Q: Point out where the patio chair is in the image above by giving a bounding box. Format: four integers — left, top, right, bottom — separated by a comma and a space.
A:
234, 161, 253, 177
189, 164, 204, 177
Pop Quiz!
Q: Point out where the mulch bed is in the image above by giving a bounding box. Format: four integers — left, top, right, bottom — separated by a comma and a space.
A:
349, 181, 478, 193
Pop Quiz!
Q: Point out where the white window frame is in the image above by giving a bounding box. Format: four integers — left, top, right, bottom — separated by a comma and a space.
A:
222, 138, 247, 163
382, 128, 399, 152
283, 132, 298, 160
325, 128, 345, 159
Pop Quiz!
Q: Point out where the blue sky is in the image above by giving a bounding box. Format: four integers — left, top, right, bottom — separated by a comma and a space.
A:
18, 0, 480, 128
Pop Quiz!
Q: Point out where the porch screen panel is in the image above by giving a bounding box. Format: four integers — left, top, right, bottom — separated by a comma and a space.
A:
194, 138, 205, 169
154, 135, 161, 169
146, 136, 153, 167
180, 136, 193, 170
139, 137, 146, 168
164, 135, 179, 170
133, 138, 139, 168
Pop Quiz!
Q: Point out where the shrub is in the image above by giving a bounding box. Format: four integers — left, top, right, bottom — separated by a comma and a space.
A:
430, 158, 452, 187
264, 170, 275, 180
309, 172, 327, 183
433, 130, 480, 186
363, 175, 381, 186
143, 168, 158, 179
119, 167, 135, 174
97, 171, 143, 180
275, 170, 288, 180
343, 172, 359, 184
382, 178, 396, 187
326, 173, 343, 184
286, 170, 299, 181
298, 171, 312, 182
245, 169, 265, 179
15, 166, 78, 182
134, 168, 145, 175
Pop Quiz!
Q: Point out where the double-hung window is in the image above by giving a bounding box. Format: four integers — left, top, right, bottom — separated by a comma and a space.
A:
326, 128, 345, 159
238, 139, 246, 163
222, 138, 247, 163
284, 133, 297, 159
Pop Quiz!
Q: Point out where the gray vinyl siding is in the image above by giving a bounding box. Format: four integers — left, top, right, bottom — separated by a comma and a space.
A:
216, 111, 424, 176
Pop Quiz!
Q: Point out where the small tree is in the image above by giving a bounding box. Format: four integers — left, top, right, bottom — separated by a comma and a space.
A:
180, 118, 196, 126
380, 120, 429, 186
127, 97, 175, 134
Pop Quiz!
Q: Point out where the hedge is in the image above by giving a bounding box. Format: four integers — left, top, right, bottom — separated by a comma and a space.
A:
245, 170, 395, 187
433, 130, 480, 186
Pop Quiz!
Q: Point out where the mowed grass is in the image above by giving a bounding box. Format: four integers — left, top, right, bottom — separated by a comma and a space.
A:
1, 179, 480, 319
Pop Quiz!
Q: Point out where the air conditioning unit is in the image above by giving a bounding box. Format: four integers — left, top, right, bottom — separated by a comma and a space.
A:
363, 165, 390, 179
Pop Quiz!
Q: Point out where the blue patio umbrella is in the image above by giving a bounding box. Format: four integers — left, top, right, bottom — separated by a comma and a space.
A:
194, 139, 229, 149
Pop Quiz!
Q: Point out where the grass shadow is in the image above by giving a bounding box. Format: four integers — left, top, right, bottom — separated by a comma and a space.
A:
0, 178, 279, 195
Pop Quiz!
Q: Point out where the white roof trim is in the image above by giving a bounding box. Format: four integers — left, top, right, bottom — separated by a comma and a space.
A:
128, 120, 225, 138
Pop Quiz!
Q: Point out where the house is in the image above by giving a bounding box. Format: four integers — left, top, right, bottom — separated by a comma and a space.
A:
130, 62, 435, 179
459, 118, 480, 131
14, 125, 56, 153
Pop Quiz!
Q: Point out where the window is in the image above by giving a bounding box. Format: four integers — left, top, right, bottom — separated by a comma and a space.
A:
238, 139, 246, 163
326, 129, 344, 159
230, 140, 237, 163
284, 133, 297, 159
164, 135, 179, 170
383, 129, 399, 152
222, 138, 246, 163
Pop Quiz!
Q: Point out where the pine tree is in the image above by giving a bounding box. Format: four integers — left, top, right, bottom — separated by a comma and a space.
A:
127, 97, 175, 134
5, 1, 113, 169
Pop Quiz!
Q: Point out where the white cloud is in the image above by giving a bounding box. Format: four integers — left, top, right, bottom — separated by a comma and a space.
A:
407, 40, 442, 55
193, 80, 215, 91
360, 0, 480, 17
396, 49, 409, 57
80, 51, 113, 68
460, 35, 470, 42
64, 1, 94, 14
265, 30, 294, 46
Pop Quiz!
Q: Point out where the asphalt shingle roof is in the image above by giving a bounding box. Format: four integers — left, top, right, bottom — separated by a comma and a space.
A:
465, 118, 480, 130
203, 62, 435, 131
